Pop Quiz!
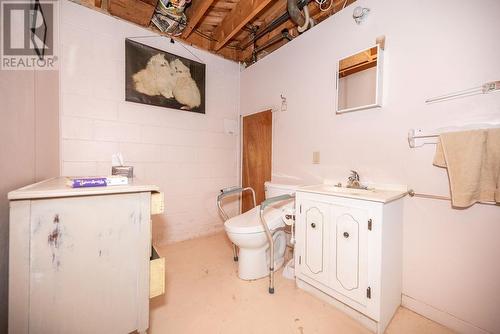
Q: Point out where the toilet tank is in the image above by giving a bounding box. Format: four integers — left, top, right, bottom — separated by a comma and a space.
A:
264, 182, 299, 199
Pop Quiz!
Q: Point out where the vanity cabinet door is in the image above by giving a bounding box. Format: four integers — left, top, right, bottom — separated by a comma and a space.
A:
298, 201, 331, 286
329, 204, 370, 306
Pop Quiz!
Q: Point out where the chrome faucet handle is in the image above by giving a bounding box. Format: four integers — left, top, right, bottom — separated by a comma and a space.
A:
349, 170, 360, 181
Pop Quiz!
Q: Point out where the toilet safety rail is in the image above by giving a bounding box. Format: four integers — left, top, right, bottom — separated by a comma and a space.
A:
217, 186, 257, 261
260, 194, 295, 294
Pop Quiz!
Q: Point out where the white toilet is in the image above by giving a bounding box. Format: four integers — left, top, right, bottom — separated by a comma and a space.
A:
224, 182, 298, 280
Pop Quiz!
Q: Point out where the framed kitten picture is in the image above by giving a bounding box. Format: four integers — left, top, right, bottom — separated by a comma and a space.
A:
125, 39, 206, 114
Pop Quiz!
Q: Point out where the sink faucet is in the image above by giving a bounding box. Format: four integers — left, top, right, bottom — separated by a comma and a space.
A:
347, 170, 366, 189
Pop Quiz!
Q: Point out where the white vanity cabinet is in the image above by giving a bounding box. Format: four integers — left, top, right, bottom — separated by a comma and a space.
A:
295, 185, 405, 334
8, 177, 162, 334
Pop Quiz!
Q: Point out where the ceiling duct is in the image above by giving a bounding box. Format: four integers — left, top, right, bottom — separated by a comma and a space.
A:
288, 0, 313, 32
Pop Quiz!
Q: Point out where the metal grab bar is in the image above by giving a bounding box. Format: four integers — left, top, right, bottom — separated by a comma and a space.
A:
217, 186, 257, 261
259, 194, 295, 294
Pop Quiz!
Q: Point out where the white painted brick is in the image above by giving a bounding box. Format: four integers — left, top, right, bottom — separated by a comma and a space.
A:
210, 161, 237, 178
129, 163, 146, 179
96, 162, 112, 175
163, 195, 204, 215
62, 139, 119, 162
140, 126, 169, 145
94, 120, 142, 143
119, 142, 163, 162
118, 102, 167, 125
60, 43, 92, 96
61, 116, 94, 140
144, 162, 180, 182
91, 55, 122, 100
205, 132, 236, 149
60, 1, 240, 244
61, 161, 97, 176
174, 163, 212, 179
143, 126, 204, 147
91, 33, 122, 61
60, 26, 100, 97
162, 146, 199, 163
205, 117, 227, 133
62, 93, 118, 120
198, 148, 236, 163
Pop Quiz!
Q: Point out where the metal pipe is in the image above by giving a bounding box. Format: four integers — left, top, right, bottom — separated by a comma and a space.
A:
288, 0, 306, 27
259, 194, 295, 294
240, 0, 308, 50
252, 29, 293, 55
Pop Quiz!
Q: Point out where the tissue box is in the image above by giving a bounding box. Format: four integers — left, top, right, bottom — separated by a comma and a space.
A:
112, 166, 134, 178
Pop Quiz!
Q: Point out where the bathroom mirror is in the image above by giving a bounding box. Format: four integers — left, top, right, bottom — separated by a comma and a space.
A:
336, 44, 383, 114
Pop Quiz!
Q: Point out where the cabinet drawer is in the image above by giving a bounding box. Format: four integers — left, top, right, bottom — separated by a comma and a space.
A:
150, 246, 165, 299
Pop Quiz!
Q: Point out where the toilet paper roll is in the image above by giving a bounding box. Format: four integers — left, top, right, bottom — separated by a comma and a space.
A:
281, 208, 295, 226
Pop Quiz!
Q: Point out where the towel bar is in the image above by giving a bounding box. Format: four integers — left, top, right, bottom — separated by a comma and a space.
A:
408, 123, 500, 148
425, 80, 500, 103
407, 189, 498, 206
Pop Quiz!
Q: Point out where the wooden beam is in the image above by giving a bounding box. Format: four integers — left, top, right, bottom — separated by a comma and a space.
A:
95, 0, 102, 8
239, 0, 357, 63
181, 0, 216, 39
184, 31, 240, 61
212, 0, 273, 51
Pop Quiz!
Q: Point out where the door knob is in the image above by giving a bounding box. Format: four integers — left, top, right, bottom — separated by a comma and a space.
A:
343, 232, 349, 238
311, 223, 316, 228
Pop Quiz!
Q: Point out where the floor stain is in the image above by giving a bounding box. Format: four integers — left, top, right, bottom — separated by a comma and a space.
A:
298, 326, 304, 334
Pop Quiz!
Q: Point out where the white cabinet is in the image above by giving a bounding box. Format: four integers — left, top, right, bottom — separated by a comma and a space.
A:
295, 189, 404, 334
8, 178, 161, 334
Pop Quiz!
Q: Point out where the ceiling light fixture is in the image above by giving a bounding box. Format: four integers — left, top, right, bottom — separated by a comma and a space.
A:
353, 6, 370, 24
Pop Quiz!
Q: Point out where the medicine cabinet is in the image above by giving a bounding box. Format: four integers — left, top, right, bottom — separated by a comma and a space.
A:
336, 44, 383, 114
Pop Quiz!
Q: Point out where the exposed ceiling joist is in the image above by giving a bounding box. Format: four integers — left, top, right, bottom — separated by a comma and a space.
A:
239, 0, 356, 63
70, 0, 357, 64
182, 0, 217, 39
212, 0, 274, 51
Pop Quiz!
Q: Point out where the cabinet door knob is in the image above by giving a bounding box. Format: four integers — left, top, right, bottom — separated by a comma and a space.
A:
343, 232, 349, 238
311, 223, 316, 228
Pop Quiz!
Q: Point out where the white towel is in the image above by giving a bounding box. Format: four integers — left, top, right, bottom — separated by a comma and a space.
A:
433, 128, 500, 207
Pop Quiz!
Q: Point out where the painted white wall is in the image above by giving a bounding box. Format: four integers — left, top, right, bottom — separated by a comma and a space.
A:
0, 67, 59, 334
240, 0, 500, 333
59, 0, 240, 244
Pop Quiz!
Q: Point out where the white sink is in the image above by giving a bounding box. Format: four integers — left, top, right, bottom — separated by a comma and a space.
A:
321, 186, 375, 195
297, 183, 408, 203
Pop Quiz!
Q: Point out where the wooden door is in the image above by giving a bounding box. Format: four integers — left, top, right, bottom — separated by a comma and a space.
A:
242, 110, 272, 212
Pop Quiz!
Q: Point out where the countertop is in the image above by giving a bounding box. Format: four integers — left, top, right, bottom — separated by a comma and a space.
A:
8, 177, 160, 200
296, 183, 408, 203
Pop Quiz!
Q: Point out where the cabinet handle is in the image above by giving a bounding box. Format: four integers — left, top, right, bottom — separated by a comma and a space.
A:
311, 223, 316, 228
343, 232, 349, 238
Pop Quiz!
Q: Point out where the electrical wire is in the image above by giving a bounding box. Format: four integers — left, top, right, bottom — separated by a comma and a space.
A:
126, 34, 205, 63
315, 0, 332, 12
321, 1, 333, 11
